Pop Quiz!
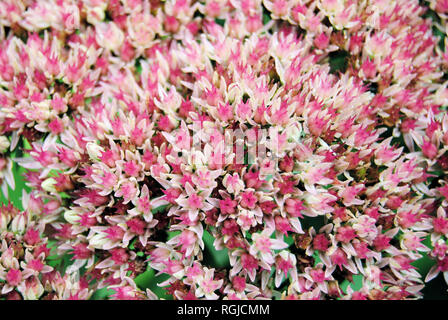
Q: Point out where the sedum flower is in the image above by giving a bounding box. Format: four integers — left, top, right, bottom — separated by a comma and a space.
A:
0, 0, 448, 301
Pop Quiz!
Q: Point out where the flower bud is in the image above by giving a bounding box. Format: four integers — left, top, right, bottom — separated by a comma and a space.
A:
10, 214, 27, 234
95, 22, 124, 52
86, 6, 106, 25
1, 249, 18, 269
41, 178, 57, 193
0, 136, 10, 153
17, 277, 44, 300
86, 142, 104, 161
28, 195, 44, 215
0, 213, 11, 232
64, 210, 80, 224
34, 100, 51, 121
89, 233, 108, 249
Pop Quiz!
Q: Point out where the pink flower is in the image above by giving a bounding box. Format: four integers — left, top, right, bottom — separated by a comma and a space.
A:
0, 0, 447, 300
422, 140, 438, 159
250, 229, 288, 265
313, 234, 330, 252
373, 234, 391, 252
23, 228, 41, 246
72, 244, 92, 260
105, 226, 125, 241
433, 217, 448, 234
330, 248, 348, 270
335, 226, 357, 243
115, 180, 139, 204
219, 198, 237, 215
110, 248, 129, 265
285, 198, 304, 218
126, 218, 146, 236
188, 194, 203, 210
6, 269, 22, 286
240, 191, 257, 209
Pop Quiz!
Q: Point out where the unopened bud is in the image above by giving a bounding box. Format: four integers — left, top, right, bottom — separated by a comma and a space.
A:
86, 142, 104, 161
41, 178, 57, 193
89, 233, 108, 249
0, 136, 10, 153
10, 214, 27, 234
64, 210, 80, 224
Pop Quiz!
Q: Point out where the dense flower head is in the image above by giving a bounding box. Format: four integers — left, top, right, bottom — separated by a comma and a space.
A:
0, 203, 90, 299
0, 0, 448, 300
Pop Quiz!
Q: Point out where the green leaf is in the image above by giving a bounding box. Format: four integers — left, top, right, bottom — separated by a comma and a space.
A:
412, 236, 436, 278
341, 274, 364, 294
0, 160, 31, 210
329, 50, 349, 74
152, 204, 169, 214
215, 18, 225, 27
262, 4, 271, 25
203, 230, 230, 268
301, 215, 326, 232
90, 287, 114, 300
134, 269, 173, 300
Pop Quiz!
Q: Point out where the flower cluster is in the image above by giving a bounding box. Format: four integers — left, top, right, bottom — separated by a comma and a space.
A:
0, 0, 448, 300
0, 202, 91, 299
